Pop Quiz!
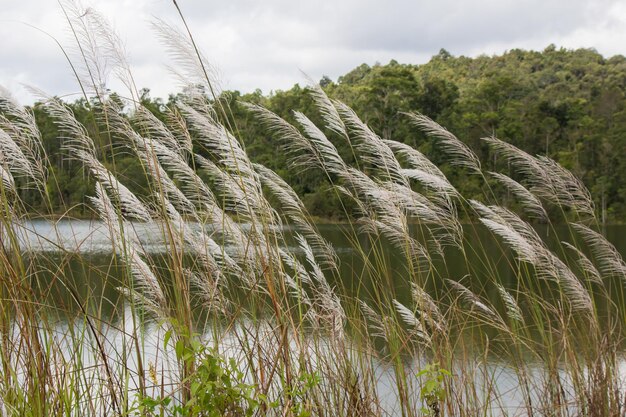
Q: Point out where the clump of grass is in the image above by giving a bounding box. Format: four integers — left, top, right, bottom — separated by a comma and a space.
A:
0, 1, 624, 416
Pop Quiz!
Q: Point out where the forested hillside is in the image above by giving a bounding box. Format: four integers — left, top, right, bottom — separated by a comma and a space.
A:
26, 45, 626, 222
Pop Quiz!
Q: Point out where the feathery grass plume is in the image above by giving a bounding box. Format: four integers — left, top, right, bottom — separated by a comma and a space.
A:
70, 3, 139, 101
149, 140, 217, 209
488, 171, 548, 220
199, 199, 260, 272
358, 214, 429, 272
410, 283, 447, 333
339, 167, 431, 236
296, 233, 345, 337
0, 87, 47, 185
106, 105, 195, 215
163, 106, 194, 157
157, 196, 229, 313
253, 163, 306, 221
0, 129, 39, 187
482, 136, 595, 217
400, 168, 459, 197
535, 156, 595, 217
145, 150, 197, 216
46, 102, 151, 220
77, 150, 151, 221
254, 163, 338, 270
495, 284, 524, 323
340, 164, 458, 253
114, 106, 219, 211
0, 165, 15, 193
243, 102, 345, 175
158, 137, 272, 284
334, 101, 407, 186
195, 154, 270, 224
280, 251, 330, 329
178, 104, 266, 211
359, 300, 388, 342
302, 76, 349, 140
129, 128, 258, 279
381, 181, 456, 225
405, 112, 481, 173
540, 249, 594, 313
379, 141, 461, 231
292, 111, 349, 176
60, 0, 113, 98
160, 197, 238, 282
195, 231, 243, 283
473, 201, 594, 312
446, 279, 503, 324
481, 135, 545, 180
338, 168, 398, 216
381, 180, 462, 248
187, 268, 228, 314
90, 182, 167, 316
392, 299, 432, 346
472, 200, 542, 265
279, 249, 313, 290
132, 105, 187, 156
34, 92, 97, 157
561, 241, 603, 285
490, 208, 594, 313
151, 18, 221, 97
175, 106, 281, 269
572, 223, 626, 280
384, 138, 447, 179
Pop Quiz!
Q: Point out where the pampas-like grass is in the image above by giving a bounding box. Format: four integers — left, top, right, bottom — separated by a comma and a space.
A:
483, 135, 596, 217
1, 4, 625, 416
573, 223, 626, 280
405, 111, 481, 174
90, 182, 167, 316
488, 171, 548, 221
0, 88, 47, 187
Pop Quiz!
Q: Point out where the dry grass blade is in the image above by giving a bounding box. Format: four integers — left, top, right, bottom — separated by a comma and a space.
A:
406, 112, 481, 173
392, 299, 432, 346
410, 283, 447, 333
495, 284, 524, 323
303, 76, 348, 140
151, 17, 221, 96
447, 279, 503, 323
335, 101, 407, 185
573, 223, 626, 280
90, 182, 167, 316
488, 171, 548, 220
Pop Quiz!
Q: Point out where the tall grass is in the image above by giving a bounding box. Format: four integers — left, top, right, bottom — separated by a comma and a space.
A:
0, 2, 625, 416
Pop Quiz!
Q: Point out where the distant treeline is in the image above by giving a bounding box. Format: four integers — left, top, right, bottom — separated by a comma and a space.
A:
26, 45, 626, 222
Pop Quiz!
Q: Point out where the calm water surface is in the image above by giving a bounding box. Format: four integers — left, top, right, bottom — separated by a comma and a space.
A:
8, 220, 626, 415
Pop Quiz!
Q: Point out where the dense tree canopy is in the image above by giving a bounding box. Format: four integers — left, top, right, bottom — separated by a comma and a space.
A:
30, 46, 626, 222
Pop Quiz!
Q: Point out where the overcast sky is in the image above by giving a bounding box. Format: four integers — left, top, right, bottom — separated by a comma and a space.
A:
1, 0, 626, 103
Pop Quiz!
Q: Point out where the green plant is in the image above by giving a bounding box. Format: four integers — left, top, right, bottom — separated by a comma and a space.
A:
132, 329, 268, 417
416, 363, 451, 417
282, 371, 320, 417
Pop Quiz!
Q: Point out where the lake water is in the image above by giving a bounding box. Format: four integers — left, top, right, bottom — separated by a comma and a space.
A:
6, 220, 626, 415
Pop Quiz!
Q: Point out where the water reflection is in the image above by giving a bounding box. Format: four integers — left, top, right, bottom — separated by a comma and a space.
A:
6, 220, 626, 415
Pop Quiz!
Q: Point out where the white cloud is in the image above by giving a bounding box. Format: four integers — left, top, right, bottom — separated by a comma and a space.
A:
1, 0, 625, 104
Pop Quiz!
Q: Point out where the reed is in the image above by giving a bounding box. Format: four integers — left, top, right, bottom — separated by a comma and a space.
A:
0, 2, 624, 416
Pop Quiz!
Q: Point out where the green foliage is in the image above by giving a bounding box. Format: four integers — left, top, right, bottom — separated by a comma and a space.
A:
132, 328, 266, 417
29, 47, 626, 222
130, 327, 320, 417
416, 363, 451, 417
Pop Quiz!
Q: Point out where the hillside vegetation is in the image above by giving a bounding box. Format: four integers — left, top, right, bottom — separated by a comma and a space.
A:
27, 46, 626, 222
2, 4, 626, 415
